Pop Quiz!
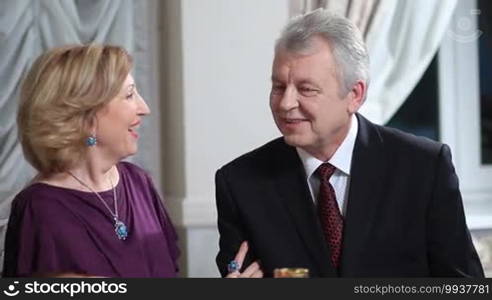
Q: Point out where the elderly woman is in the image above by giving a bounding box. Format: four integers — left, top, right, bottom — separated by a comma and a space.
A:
3, 44, 179, 277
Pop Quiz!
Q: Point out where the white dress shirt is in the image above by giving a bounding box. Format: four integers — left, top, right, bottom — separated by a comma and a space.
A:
296, 114, 358, 216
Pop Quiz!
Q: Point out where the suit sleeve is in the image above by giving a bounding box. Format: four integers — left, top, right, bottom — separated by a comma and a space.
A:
215, 168, 255, 277
427, 144, 484, 277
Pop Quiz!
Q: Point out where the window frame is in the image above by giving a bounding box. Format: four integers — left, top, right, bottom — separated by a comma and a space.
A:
438, 0, 492, 229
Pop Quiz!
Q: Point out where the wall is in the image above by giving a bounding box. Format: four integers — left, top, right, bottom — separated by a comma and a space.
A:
161, 0, 289, 277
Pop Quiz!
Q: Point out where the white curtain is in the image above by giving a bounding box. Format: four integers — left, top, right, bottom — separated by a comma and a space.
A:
294, 0, 458, 125
0, 0, 162, 271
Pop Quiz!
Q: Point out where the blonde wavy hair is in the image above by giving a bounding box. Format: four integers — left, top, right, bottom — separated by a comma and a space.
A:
17, 44, 133, 176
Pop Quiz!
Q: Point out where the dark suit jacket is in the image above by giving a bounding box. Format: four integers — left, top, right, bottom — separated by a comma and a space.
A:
215, 114, 484, 277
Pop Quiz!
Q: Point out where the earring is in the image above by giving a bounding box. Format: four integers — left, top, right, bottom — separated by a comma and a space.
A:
86, 135, 97, 146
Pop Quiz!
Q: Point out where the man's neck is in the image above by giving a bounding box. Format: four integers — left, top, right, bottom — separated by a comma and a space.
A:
302, 116, 354, 162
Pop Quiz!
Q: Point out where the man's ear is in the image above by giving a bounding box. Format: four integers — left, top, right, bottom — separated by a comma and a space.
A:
347, 80, 366, 114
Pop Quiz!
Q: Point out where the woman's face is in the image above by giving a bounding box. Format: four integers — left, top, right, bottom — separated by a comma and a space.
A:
94, 73, 150, 161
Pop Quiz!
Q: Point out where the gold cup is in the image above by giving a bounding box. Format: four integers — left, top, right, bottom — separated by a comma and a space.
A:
273, 268, 309, 278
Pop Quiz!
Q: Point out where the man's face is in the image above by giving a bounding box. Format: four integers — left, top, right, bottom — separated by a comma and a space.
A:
270, 36, 363, 159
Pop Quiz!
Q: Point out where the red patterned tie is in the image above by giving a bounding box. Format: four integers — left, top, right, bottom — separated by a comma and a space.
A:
316, 163, 343, 270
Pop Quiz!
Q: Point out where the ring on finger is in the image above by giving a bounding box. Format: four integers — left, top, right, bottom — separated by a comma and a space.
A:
227, 260, 240, 273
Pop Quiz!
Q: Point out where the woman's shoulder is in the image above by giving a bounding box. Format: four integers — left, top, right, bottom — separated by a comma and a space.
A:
117, 162, 163, 205
118, 161, 148, 175
14, 183, 61, 204
118, 161, 153, 184
11, 183, 72, 220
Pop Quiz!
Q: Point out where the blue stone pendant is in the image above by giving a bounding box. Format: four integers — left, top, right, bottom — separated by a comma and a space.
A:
114, 220, 128, 240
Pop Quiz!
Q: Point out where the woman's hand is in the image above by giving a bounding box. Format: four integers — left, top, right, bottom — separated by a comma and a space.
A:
226, 241, 264, 278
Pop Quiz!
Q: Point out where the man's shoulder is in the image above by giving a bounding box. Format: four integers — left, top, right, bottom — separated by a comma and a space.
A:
218, 137, 289, 173
373, 121, 444, 157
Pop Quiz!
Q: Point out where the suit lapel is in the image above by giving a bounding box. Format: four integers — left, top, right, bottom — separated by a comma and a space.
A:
341, 114, 387, 274
272, 140, 336, 277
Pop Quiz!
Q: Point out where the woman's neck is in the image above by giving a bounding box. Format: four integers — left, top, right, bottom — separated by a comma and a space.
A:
38, 160, 120, 192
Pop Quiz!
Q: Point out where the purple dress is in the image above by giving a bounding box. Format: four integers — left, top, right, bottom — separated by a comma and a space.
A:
3, 162, 179, 277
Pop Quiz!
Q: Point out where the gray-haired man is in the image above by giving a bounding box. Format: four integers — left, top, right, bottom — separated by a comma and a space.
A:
215, 9, 484, 277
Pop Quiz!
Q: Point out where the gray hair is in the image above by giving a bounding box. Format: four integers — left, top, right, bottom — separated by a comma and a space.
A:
275, 9, 370, 97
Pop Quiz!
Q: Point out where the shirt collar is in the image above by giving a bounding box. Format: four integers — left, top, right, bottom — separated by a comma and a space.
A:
296, 114, 358, 178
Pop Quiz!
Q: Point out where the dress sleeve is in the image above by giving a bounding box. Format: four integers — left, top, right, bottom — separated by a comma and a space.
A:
145, 175, 180, 273
3, 192, 112, 277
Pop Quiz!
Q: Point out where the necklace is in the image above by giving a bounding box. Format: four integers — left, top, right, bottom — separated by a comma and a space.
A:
67, 171, 128, 240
